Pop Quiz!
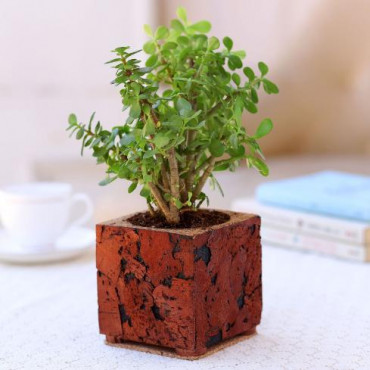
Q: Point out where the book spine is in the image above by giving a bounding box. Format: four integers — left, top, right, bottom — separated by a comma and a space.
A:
233, 200, 369, 244
261, 227, 369, 262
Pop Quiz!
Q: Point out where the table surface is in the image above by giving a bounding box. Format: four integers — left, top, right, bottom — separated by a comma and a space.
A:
1, 155, 370, 370
1, 246, 370, 370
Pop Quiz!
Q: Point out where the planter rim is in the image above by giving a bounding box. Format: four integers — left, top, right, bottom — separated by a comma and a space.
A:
97, 209, 259, 237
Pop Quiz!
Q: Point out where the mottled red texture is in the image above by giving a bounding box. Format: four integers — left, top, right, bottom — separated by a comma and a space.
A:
96, 210, 262, 357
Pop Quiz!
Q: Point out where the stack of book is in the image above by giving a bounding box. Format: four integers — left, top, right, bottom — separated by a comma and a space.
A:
232, 171, 370, 262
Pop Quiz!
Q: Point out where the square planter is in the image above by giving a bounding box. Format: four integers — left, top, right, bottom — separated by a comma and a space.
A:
96, 210, 262, 358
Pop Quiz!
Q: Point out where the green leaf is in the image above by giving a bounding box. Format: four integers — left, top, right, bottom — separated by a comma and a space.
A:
229, 144, 245, 157
129, 101, 141, 119
68, 113, 77, 125
250, 88, 259, 103
137, 67, 152, 74
131, 82, 141, 95
228, 55, 242, 69
244, 100, 258, 114
243, 67, 255, 81
143, 118, 155, 136
140, 186, 151, 198
223, 36, 233, 50
254, 118, 273, 138
262, 79, 279, 94
209, 139, 225, 157
194, 34, 207, 49
176, 97, 192, 117
187, 20, 211, 33
232, 73, 240, 86
210, 174, 224, 197
258, 61, 269, 76
120, 134, 136, 146
143, 24, 153, 37
118, 165, 130, 179
177, 7, 187, 23
233, 50, 246, 59
105, 57, 121, 64
162, 41, 177, 50
99, 176, 117, 186
155, 26, 169, 40
214, 162, 229, 171
177, 35, 190, 46
114, 47, 129, 55
128, 182, 138, 193
143, 40, 156, 54
76, 128, 84, 140
153, 133, 170, 148
88, 112, 95, 130
143, 150, 155, 158
230, 133, 238, 148
174, 198, 183, 209
145, 54, 158, 67
171, 19, 185, 32
248, 157, 269, 176
208, 36, 220, 50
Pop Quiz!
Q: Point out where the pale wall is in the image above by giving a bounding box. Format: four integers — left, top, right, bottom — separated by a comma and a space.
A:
160, 0, 370, 155
0, 0, 156, 185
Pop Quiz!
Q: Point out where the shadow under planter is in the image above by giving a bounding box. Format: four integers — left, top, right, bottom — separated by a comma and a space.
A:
96, 210, 262, 358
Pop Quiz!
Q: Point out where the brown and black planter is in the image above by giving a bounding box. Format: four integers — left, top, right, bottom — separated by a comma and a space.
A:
96, 210, 262, 359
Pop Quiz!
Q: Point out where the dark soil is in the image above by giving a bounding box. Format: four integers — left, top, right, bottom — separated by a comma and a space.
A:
127, 209, 230, 229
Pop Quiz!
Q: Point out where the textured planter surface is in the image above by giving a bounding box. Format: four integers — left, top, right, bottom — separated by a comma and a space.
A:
96, 210, 262, 357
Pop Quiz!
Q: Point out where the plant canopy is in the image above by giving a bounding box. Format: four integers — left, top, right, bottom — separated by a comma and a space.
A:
67, 7, 279, 224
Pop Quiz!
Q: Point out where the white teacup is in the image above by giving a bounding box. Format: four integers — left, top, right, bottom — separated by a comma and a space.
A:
0, 182, 93, 251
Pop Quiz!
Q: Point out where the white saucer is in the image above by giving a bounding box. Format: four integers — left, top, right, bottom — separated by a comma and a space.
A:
0, 227, 95, 264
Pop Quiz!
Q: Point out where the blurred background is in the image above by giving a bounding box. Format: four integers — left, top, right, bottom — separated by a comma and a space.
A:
1, 0, 369, 222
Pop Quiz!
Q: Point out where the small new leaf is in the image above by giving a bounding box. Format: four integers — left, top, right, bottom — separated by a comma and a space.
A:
258, 61, 269, 76
153, 133, 170, 148
187, 21, 211, 33
254, 118, 273, 138
243, 67, 255, 81
232, 73, 240, 86
176, 97, 192, 117
176, 7, 187, 23
143, 24, 153, 37
143, 41, 156, 54
223, 36, 233, 51
68, 113, 77, 125
171, 19, 185, 32
208, 36, 220, 50
209, 139, 225, 157
263, 79, 279, 94
128, 182, 138, 193
155, 26, 169, 40
99, 176, 118, 186
129, 102, 141, 119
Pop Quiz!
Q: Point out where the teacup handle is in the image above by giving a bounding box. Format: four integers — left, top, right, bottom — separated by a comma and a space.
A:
70, 193, 94, 227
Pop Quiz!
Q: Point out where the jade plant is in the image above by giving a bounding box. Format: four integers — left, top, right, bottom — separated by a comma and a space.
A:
67, 7, 279, 224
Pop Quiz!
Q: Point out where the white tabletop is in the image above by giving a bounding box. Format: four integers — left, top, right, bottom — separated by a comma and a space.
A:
1, 244, 369, 370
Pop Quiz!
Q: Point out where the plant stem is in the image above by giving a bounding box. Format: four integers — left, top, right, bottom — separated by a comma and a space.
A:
158, 154, 170, 190
147, 201, 155, 216
167, 148, 180, 223
161, 165, 170, 190
179, 178, 187, 203
185, 130, 197, 193
148, 183, 171, 220
191, 157, 216, 202
195, 156, 214, 175
204, 95, 234, 120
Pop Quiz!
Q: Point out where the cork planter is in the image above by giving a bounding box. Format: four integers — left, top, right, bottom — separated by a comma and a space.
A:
96, 210, 262, 359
